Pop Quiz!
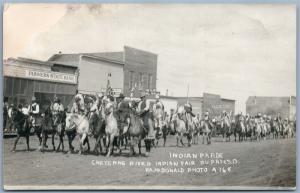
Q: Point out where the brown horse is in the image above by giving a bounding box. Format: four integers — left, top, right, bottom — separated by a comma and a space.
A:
89, 110, 106, 155
52, 111, 66, 152
11, 108, 31, 152
127, 101, 154, 157
40, 107, 56, 152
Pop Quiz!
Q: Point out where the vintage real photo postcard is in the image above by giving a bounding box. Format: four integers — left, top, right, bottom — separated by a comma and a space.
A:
2, 3, 296, 190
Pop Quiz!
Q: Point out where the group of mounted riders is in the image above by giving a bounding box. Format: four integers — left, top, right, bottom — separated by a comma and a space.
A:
8, 89, 296, 156
210, 111, 296, 142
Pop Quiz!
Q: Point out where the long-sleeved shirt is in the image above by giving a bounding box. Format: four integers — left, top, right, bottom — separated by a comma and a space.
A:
29, 103, 40, 115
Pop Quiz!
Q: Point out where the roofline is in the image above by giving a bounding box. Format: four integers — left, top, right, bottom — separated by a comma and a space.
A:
221, 98, 236, 102
50, 61, 78, 68
81, 54, 124, 65
124, 45, 158, 57
13, 57, 52, 66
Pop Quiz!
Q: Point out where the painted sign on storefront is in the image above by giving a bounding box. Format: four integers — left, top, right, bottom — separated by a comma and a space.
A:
4, 63, 77, 84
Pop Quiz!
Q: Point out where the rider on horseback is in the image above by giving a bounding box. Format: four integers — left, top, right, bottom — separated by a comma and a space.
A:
183, 101, 195, 133
52, 97, 64, 115
153, 94, 165, 135
29, 96, 40, 126
137, 92, 155, 140
117, 93, 130, 135
221, 110, 230, 129
72, 90, 85, 115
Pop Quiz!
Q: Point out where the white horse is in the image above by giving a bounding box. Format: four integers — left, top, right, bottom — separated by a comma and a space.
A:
65, 113, 90, 154
104, 102, 121, 157
170, 112, 187, 147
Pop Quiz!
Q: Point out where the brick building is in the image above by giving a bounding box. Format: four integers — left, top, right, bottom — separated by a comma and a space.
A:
246, 96, 296, 120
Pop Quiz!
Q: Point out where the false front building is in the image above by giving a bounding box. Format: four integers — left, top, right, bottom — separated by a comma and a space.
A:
48, 46, 158, 98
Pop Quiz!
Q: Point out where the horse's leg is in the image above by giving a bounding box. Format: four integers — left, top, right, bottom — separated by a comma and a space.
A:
180, 133, 184, 147
106, 134, 114, 157
44, 134, 49, 148
129, 136, 134, 156
144, 139, 151, 157
67, 133, 74, 153
12, 135, 20, 152
93, 136, 100, 155
52, 133, 56, 151
26, 135, 30, 151
138, 138, 142, 155
79, 133, 87, 154
163, 131, 167, 147
117, 136, 122, 155
85, 136, 90, 153
57, 133, 61, 152
37, 130, 42, 147
41, 133, 46, 152
176, 133, 179, 147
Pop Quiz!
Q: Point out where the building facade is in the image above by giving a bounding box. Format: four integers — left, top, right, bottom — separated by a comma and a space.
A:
161, 93, 235, 118
3, 57, 77, 111
48, 46, 157, 97
246, 96, 296, 120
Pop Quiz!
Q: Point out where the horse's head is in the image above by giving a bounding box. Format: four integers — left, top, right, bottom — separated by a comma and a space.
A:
104, 102, 114, 115
10, 107, 19, 121
65, 113, 77, 130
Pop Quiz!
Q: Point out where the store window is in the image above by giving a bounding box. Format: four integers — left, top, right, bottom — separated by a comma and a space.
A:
129, 71, 134, 89
138, 72, 143, 90
148, 74, 153, 90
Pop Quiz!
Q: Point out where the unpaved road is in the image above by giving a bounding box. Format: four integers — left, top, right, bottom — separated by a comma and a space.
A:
3, 135, 296, 190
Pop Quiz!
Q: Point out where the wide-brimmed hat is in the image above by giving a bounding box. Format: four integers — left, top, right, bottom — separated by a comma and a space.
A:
140, 92, 146, 98
119, 93, 125, 99
54, 96, 59, 102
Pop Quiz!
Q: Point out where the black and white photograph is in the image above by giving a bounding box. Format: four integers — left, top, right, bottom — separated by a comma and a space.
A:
2, 3, 296, 190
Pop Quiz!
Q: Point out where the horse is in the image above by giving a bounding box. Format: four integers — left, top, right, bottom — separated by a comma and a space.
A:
52, 111, 66, 152
89, 108, 106, 155
234, 116, 246, 142
40, 107, 57, 152
170, 112, 186, 147
254, 119, 263, 141
221, 116, 232, 142
153, 107, 167, 147
192, 117, 201, 144
245, 117, 256, 141
270, 119, 280, 139
200, 120, 212, 145
65, 113, 90, 154
126, 102, 146, 156
29, 115, 45, 148
11, 108, 31, 152
104, 102, 121, 157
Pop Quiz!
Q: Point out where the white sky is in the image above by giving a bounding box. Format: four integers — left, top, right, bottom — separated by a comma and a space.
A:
3, 4, 296, 113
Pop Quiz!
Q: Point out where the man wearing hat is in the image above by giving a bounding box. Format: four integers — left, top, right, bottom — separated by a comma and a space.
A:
184, 101, 195, 117
73, 90, 85, 115
29, 96, 40, 126
52, 97, 64, 115
153, 94, 165, 134
137, 91, 155, 140
117, 93, 130, 135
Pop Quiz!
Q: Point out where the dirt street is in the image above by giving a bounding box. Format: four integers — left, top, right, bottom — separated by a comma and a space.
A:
3, 135, 296, 190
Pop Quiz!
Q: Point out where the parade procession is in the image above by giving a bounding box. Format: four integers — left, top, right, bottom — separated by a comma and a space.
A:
3, 46, 297, 157
2, 4, 297, 190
